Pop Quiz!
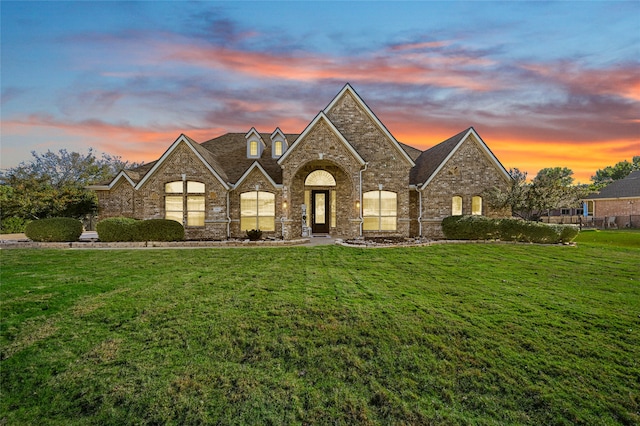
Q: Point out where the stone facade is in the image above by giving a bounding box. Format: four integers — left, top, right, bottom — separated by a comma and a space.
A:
91, 84, 512, 240
418, 134, 512, 239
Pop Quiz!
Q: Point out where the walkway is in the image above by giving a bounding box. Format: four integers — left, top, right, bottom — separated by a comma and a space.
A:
1, 232, 339, 247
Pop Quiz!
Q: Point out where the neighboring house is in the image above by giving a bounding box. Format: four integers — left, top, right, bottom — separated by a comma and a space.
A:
583, 170, 640, 228
90, 84, 511, 240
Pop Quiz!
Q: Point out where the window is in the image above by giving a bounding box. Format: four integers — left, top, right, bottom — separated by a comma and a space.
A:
363, 190, 397, 231
585, 201, 594, 216
273, 140, 283, 157
249, 140, 258, 157
561, 208, 571, 216
472, 196, 482, 215
165, 181, 205, 226
305, 170, 336, 186
452, 196, 462, 216
240, 191, 275, 231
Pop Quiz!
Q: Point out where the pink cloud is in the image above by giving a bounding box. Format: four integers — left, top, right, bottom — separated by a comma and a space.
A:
523, 62, 640, 102
159, 42, 498, 92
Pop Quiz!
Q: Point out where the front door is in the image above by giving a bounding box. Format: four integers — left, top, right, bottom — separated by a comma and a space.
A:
311, 190, 330, 234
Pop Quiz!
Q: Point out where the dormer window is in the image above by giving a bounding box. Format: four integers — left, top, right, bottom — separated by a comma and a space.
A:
271, 127, 288, 158
274, 140, 283, 156
245, 127, 265, 159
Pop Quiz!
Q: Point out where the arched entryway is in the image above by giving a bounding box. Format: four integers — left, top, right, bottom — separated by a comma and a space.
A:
305, 170, 336, 234
286, 161, 357, 239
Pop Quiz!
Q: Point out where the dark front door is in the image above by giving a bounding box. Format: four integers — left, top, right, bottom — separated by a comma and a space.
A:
311, 190, 330, 234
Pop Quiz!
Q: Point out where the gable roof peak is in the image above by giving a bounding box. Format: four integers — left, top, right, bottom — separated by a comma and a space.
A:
323, 83, 415, 167
277, 111, 365, 166
270, 127, 286, 140
412, 127, 510, 188
245, 127, 264, 141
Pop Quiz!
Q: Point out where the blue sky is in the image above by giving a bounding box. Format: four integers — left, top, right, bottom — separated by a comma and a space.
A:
2, 1, 639, 182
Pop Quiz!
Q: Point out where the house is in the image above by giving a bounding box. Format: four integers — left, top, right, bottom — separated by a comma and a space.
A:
583, 170, 640, 228
90, 84, 512, 240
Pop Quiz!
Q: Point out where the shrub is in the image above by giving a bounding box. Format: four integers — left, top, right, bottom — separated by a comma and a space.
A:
558, 224, 580, 243
441, 216, 499, 240
0, 217, 31, 234
442, 215, 580, 244
97, 217, 139, 242
134, 219, 184, 241
25, 217, 83, 242
246, 229, 263, 241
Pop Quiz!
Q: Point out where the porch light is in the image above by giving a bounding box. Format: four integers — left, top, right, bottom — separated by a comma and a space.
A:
356, 201, 360, 210
283, 200, 288, 210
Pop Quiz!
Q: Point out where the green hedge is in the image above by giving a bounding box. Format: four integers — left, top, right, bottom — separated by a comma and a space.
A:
442, 216, 579, 244
96, 217, 139, 242
0, 217, 31, 234
97, 217, 184, 242
25, 217, 83, 242
134, 219, 184, 242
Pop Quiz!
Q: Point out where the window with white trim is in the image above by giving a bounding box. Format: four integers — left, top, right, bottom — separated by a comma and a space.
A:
240, 191, 275, 231
452, 196, 463, 216
249, 140, 259, 157
273, 140, 283, 157
165, 181, 205, 226
363, 190, 397, 231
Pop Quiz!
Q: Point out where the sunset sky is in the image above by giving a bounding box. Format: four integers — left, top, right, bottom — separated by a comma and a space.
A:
2, 1, 638, 183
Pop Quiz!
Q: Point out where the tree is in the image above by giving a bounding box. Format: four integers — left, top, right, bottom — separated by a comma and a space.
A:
484, 167, 588, 221
591, 156, 640, 188
0, 149, 141, 230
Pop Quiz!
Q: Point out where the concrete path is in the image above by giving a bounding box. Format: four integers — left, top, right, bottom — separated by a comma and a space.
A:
1, 232, 339, 247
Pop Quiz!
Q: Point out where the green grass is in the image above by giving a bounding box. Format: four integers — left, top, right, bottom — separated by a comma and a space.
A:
1, 232, 639, 425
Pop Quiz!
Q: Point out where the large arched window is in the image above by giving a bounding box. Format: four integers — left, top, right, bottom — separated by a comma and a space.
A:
452, 196, 463, 216
240, 191, 275, 231
472, 196, 483, 215
165, 181, 205, 226
363, 190, 397, 231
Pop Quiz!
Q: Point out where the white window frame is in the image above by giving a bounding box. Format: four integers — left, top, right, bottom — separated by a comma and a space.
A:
363, 190, 397, 231
164, 181, 206, 227
240, 191, 275, 231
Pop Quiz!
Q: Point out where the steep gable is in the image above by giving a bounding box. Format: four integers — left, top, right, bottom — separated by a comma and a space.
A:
277, 112, 365, 167
324, 83, 415, 167
136, 134, 230, 190
413, 127, 510, 188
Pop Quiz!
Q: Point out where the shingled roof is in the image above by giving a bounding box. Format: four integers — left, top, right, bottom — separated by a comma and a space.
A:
410, 128, 471, 185
585, 170, 640, 199
200, 132, 299, 185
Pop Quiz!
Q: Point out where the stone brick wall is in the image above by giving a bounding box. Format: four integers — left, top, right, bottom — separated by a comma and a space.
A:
137, 142, 230, 240
592, 198, 640, 228
279, 119, 363, 239
419, 135, 511, 239
325, 92, 413, 238
229, 166, 283, 239
96, 179, 137, 219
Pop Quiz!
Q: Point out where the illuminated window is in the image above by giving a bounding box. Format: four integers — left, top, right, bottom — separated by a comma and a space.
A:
249, 140, 258, 157
240, 191, 275, 231
273, 140, 283, 157
305, 170, 336, 186
165, 181, 206, 226
363, 190, 397, 231
472, 196, 482, 215
452, 196, 462, 216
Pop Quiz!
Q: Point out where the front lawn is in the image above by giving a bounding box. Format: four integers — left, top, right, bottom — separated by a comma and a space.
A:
1, 235, 639, 424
